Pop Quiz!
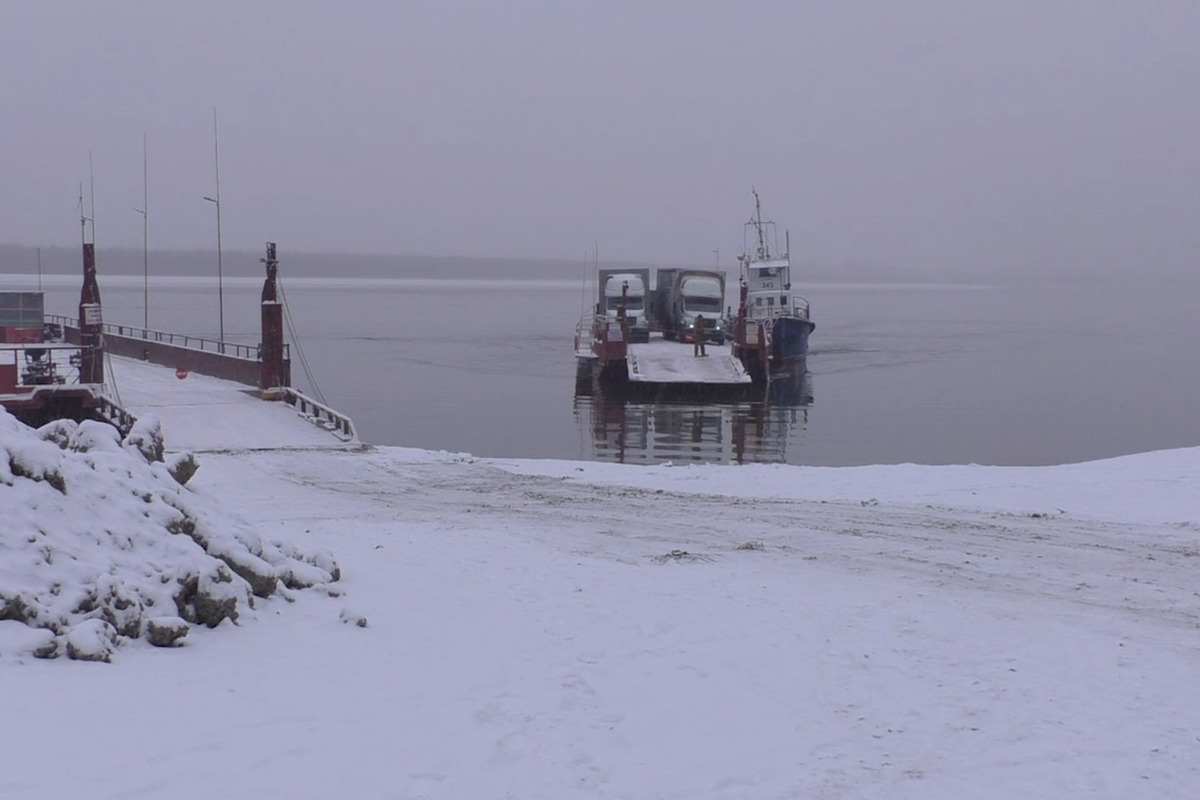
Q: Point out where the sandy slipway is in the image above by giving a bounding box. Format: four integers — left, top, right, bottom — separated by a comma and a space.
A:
3, 366, 1200, 796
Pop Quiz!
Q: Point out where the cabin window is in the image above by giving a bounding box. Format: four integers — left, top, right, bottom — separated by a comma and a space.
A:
755, 298, 763, 306
781, 295, 788, 306
767, 297, 775, 307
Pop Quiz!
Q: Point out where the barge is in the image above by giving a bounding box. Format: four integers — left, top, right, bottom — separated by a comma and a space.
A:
575, 192, 814, 390
575, 280, 752, 397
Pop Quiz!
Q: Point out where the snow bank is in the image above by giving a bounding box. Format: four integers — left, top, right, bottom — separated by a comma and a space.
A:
492, 446, 1200, 527
0, 408, 340, 662
3, 424, 1200, 795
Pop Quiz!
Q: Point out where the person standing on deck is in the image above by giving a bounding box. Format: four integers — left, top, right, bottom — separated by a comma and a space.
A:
694, 315, 707, 357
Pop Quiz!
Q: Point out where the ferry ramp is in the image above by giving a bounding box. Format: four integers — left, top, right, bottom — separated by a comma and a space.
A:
107, 355, 357, 453
626, 341, 751, 385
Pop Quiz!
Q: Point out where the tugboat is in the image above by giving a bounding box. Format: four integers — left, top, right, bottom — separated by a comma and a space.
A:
732, 191, 814, 378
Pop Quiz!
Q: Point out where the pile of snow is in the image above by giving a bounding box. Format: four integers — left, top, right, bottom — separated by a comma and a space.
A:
0, 409, 340, 662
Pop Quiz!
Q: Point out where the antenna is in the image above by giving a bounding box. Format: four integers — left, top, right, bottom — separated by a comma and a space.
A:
78, 182, 92, 245
203, 108, 225, 348
133, 133, 149, 330
37, 247, 42, 292
88, 151, 96, 244
580, 248, 589, 318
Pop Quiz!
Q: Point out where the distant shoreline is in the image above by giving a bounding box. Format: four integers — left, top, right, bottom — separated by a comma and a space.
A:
4, 243, 1193, 286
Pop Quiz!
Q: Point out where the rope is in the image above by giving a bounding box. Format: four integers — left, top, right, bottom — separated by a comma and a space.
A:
276, 275, 327, 405
102, 347, 122, 406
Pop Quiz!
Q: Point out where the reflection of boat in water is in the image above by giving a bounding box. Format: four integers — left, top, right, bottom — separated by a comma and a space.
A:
732, 191, 815, 377
574, 366, 813, 465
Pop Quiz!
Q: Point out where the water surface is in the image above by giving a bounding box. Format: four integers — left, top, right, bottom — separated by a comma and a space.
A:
22, 271, 1200, 467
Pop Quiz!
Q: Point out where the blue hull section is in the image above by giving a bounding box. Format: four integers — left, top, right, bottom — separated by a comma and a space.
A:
771, 317, 813, 362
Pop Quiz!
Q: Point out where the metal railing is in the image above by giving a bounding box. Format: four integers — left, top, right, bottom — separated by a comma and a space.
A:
0, 342, 84, 390
282, 386, 357, 442
96, 393, 138, 437
575, 315, 600, 355
744, 296, 811, 323
45, 314, 288, 361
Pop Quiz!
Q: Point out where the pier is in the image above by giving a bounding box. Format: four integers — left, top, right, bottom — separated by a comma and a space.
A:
2, 241, 355, 446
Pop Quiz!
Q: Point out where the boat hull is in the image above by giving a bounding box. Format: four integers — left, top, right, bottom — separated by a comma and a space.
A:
771, 317, 814, 363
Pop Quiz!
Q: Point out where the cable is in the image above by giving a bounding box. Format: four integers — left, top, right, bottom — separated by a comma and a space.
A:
276, 275, 327, 405
102, 347, 121, 406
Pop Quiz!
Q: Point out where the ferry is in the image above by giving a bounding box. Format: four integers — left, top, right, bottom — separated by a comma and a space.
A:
575, 264, 751, 395
575, 192, 814, 389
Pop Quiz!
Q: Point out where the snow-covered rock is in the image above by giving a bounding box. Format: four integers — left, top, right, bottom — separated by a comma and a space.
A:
144, 616, 189, 647
339, 607, 368, 628
64, 619, 117, 663
0, 408, 341, 661
68, 419, 123, 454
123, 414, 165, 463
166, 451, 199, 485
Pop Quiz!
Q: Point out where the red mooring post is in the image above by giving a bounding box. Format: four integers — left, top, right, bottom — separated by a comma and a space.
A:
78, 242, 104, 384
259, 241, 286, 399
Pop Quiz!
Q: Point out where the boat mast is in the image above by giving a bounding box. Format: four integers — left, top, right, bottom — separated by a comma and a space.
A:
751, 188, 769, 260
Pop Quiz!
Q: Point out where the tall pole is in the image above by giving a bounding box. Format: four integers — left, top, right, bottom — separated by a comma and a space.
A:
36, 247, 42, 292
143, 133, 149, 330
204, 108, 225, 349
89, 151, 96, 245
260, 241, 287, 399
133, 133, 149, 331
79, 162, 103, 385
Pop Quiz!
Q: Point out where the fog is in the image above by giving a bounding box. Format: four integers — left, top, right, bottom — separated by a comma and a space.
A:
3, 1, 1198, 277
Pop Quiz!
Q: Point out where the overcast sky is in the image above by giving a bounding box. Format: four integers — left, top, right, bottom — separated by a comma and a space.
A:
3, 1, 1198, 275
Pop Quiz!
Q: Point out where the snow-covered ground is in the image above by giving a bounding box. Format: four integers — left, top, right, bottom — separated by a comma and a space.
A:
3, 363, 1199, 798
